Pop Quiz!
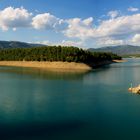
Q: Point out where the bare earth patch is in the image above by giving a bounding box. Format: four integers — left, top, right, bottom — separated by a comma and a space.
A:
113, 59, 127, 63
0, 61, 92, 71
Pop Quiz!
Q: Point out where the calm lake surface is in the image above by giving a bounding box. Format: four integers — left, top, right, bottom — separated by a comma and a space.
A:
1, 59, 140, 140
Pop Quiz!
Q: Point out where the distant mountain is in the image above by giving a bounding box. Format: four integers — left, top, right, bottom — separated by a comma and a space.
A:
1, 41, 140, 56
0, 41, 46, 49
88, 45, 140, 56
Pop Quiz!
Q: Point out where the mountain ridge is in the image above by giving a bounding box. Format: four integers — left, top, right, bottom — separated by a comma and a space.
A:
88, 45, 140, 56
0, 41, 46, 49
0, 41, 140, 56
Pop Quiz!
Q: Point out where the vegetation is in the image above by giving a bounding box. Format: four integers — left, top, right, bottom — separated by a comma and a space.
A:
122, 54, 140, 58
92, 52, 122, 61
0, 46, 122, 63
88, 45, 140, 56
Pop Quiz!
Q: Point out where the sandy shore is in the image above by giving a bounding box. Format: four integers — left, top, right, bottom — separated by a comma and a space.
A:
113, 59, 127, 63
0, 61, 92, 71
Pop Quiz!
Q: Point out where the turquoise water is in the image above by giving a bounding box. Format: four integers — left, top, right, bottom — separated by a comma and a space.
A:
0, 59, 140, 139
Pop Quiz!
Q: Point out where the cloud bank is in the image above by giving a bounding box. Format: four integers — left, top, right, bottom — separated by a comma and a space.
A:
1, 6, 140, 47
32, 13, 67, 31
128, 7, 139, 12
0, 7, 32, 31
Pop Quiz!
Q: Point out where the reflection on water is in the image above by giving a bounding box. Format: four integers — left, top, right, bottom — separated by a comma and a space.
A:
0, 66, 95, 139
0, 66, 92, 81
1, 59, 140, 139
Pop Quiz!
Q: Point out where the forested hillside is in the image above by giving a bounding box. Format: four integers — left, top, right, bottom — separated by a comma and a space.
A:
0, 46, 121, 63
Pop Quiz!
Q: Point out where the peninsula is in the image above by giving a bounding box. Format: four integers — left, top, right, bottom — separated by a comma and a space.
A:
0, 46, 122, 70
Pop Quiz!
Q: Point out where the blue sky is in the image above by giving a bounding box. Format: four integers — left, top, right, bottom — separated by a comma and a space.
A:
0, 0, 140, 48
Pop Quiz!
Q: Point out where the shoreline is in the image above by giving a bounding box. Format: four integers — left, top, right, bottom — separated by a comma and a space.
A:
0, 61, 92, 71
112, 59, 127, 63
0, 60, 122, 71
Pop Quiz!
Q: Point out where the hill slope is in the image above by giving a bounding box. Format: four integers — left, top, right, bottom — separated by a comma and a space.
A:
0, 41, 46, 49
88, 45, 140, 56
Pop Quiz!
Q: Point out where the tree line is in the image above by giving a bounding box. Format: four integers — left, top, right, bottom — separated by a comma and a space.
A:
0, 46, 122, 63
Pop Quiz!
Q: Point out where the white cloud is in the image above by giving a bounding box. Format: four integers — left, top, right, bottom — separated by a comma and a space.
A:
0, 6, 32, 31
2, 6, 140, 47
96, 37, 124, 46
64, 17, 94, 40
34, 40, 84, 47
93, 14, 140, 38
61, 40, 83, 46
35, 40, 50, 45
12, 28, 17, 31
63, 13, 140, 46
132, 34, 140, 43
65, 14, 140, 40
32, 13, 67, 31
128, 7, 139, 12
83, 17, 94, 26
35, 10, 39, 13
107, 10, 119, 18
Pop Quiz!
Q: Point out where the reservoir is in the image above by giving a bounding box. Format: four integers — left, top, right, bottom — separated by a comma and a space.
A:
0, 58, 140, 140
